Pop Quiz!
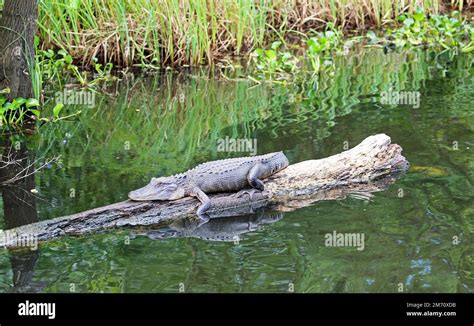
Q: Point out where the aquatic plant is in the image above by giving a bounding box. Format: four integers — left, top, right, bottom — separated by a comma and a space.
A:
306, 23, 343, 72
0, 91, 69, 134
250, 10, 473, 84
252, 22, 344, 80
252, 41, 300, 81
386, 10, 474, 52
36, 41, 115, 91
0, 91, 39, 129
0, 42, 107, 132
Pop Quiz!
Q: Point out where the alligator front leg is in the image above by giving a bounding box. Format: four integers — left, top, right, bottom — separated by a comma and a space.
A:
190, 186, 211, 218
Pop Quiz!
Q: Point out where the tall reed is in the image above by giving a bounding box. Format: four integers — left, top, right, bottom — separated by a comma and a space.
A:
1, 0, 470, 67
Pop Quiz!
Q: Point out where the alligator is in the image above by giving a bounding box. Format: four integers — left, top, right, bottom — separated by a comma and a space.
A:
128, 151, 289, 216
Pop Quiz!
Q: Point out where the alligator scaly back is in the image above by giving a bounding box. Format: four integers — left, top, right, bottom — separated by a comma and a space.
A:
128, 151, 289, 217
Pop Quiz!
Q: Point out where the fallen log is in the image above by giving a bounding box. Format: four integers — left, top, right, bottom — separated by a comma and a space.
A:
2, 133, 408, 247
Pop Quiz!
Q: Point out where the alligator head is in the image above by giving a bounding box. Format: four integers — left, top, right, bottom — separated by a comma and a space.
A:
128, 176, 186, 201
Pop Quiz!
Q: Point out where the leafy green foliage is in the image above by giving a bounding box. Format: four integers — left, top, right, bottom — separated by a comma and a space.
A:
37, 44, 115, 90
387, 10, 473, 52
0, 92, 74, 134
306, 23, 343, 71
251, 12, 472, 85
252, 24, 344, 81
0, 40, 114, 132
0, 87, 40, 131
253, 41, 299, 80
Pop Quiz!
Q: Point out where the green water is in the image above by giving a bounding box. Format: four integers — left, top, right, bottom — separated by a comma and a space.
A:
0, 47, 472, 293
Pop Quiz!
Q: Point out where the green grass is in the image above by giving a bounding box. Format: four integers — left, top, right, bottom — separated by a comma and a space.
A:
25, 0, 470, 68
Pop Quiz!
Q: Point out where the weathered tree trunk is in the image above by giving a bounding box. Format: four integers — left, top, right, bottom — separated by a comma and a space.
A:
2, 134, 408, 247
0, 0, 41, 288
0, 0, 38, 100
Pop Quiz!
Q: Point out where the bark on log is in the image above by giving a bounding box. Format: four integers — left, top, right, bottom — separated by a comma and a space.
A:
2, 133, 409, 247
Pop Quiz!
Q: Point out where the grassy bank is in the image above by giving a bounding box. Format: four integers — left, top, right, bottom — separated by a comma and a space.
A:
31, 0, 470, 68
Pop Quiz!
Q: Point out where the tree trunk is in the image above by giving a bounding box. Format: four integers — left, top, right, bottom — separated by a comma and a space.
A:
0, 0, 38, 100
1, 133, 409, 247
0, 0, 41, 290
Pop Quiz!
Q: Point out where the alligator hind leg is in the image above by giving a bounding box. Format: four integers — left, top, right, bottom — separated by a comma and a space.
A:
190, 187, 211, 223
247, 163, 265, 191
231, 163, 266, 200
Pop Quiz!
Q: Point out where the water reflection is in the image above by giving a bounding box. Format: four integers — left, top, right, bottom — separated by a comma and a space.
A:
126, 172, 404, 243
0, 139, 44, 292
130, 211, 284, 242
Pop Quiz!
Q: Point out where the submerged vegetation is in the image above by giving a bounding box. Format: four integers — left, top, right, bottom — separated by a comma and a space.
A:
30, 0, 471, 67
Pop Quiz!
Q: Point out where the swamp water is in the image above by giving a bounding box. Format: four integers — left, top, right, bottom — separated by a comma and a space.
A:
0, 47, 472, 293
